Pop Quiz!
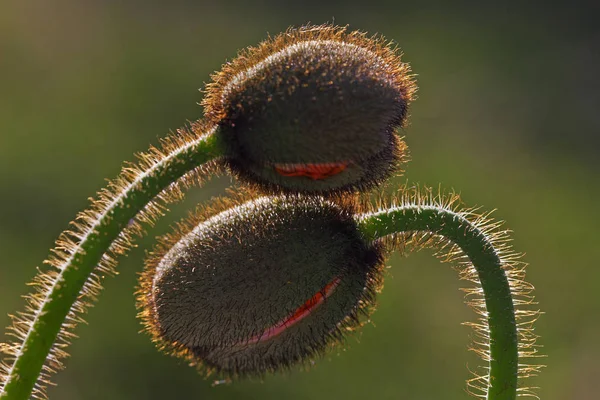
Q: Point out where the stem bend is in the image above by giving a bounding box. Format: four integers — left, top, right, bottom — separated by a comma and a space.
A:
0, 126, 224, 400
357, 205, 518, 400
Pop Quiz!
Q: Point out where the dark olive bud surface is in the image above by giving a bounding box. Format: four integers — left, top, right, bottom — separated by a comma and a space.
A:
204, 24, 416, 194
138, 195, 383, 376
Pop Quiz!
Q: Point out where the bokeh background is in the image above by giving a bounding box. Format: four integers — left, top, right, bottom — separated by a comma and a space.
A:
1, 1, 599, 399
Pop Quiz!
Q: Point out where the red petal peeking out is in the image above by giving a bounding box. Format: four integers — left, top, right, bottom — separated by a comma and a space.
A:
246, 277, 341, 344
274, 162, 349, 180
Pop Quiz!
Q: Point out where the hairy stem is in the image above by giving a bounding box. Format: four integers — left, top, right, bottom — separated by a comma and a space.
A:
0, 129, 224, 400
356, 205, 518, 400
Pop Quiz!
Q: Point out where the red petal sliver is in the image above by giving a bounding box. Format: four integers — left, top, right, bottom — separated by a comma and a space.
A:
246, 277, 341, 344
274, 162, 349, 180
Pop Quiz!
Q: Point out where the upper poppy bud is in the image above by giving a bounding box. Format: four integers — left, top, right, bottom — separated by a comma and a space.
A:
203, 24, 416, 194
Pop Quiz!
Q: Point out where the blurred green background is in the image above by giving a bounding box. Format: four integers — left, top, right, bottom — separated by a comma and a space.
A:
1, 1, 598, 399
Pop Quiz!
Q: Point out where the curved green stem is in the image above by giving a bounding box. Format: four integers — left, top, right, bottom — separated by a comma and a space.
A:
0, 129, 225, 400
356, 206, 518, 400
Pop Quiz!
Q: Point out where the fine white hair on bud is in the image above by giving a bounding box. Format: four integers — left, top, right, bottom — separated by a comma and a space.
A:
204, 24, 417, 194
137, 192, 384, 376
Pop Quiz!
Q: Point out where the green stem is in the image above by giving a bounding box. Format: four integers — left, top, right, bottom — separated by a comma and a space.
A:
356, 205, 518, 400
0, 129, 224, 400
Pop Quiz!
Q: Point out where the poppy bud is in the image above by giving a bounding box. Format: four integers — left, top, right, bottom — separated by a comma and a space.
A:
138, 194, 383, 376
204, 24, 416, 193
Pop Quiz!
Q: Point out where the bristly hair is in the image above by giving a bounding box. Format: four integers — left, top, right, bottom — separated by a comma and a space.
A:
355, 185, 543, 399
201, 23, 417, 195
137, 188, 385, 379
202, 23, 417, 125
0, 120, 222, 399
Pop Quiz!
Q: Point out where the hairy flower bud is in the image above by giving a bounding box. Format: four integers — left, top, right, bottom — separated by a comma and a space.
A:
204, 24, 416, 194
138, 194, 383, 376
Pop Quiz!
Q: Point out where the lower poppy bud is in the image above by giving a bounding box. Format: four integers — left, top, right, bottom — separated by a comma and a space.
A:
138, 194, 383, 376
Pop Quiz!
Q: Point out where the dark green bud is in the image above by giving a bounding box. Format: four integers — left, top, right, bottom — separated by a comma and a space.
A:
138, 194, 383, 376
204, 24, 416, 194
